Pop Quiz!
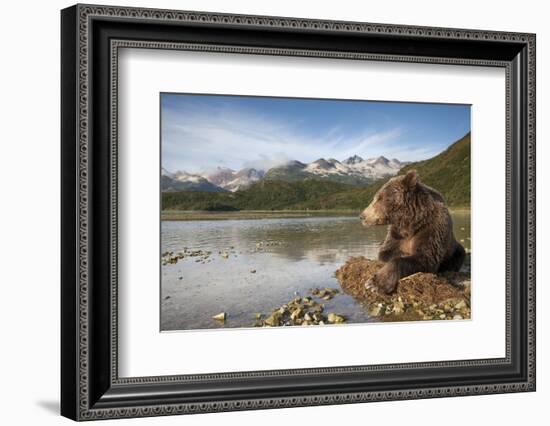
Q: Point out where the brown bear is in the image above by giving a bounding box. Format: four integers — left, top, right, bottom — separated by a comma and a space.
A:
359, 170, 465, 294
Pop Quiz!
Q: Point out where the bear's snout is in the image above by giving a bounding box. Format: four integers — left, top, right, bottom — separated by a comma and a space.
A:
360, 203, 387, 226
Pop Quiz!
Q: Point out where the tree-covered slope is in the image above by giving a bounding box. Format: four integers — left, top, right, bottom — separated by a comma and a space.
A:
162, 179, 355, 211
399, 132, 470, 207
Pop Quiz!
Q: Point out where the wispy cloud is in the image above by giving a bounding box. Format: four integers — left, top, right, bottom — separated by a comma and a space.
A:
161, 96, 466, 173
162, 107, 326, 172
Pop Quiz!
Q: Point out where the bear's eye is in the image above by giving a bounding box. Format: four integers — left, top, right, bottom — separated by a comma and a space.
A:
377, 193, 384, 202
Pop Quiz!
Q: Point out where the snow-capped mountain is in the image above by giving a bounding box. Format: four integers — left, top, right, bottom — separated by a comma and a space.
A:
299, 155, 407, 181
342, 155, 364, 165
341, 155, 408, 179
162, 155, 408, 192
305, 158, 349, 174
161, 169, 227, 192
222, 168, 265, 192
162, 167, 264, 192
204, 167, 264, 192
204, 167, 237, 187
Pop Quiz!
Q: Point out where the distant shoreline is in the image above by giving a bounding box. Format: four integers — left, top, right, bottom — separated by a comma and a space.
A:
161, 208, 470, 221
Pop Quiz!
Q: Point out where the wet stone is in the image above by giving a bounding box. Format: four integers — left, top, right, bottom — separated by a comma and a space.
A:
252, 286, 346, 327
327, 313, 345, 324
212, 312, 226, 322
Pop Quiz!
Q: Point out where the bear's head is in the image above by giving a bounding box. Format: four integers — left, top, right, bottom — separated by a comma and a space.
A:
360, 170, 438, 228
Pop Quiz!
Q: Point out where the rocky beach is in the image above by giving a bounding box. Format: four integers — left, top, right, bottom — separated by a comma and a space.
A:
160, 212, 471, 330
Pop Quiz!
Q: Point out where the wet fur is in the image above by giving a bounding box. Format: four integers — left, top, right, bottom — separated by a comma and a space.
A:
360, 170, 465, 294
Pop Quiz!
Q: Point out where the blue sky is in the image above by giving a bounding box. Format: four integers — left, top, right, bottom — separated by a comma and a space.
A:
161, 93, 470, 173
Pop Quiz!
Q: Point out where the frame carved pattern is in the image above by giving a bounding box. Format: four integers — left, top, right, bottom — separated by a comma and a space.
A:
85, 384, 528, 420
109, 39, 511, 382
71, 4, 535, 420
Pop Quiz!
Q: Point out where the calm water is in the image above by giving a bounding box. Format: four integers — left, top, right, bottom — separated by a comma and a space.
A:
161, 212, 471, 331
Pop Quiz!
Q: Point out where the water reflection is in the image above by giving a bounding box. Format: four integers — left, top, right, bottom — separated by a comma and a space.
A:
161, 212, 470, 331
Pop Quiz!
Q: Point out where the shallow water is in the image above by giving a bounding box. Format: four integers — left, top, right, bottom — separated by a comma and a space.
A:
161, 212, 471, 331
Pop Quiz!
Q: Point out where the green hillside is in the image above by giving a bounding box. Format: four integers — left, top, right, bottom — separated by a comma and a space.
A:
162, 179, 355, 211
162, 133, 471, 211
292, 132, 471, 210
288, 182, 383, 210
399, 132, 470, 207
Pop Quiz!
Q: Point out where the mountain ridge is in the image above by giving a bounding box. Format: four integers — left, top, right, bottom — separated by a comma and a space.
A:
163, 154, 409, 192
161, 170, 227, 193
162, 133, 471, 210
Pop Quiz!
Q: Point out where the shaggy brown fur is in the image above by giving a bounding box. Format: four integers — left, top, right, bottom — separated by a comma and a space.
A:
360, 170, 465, 294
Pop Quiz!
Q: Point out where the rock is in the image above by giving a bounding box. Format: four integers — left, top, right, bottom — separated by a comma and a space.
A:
455, 300, 467, 310
312, 304, 324, 313
301, 297, 314, 307
212, 312, 226, 322
393, 300, 405, 314
369, 305, 384, 316
250, 269, 256, 274
221, 252, 229, 259
254, 313, 262, 319
327, 313, 345, 324
264, 312, 281, 327
453, 314, 464, 320
253, 259, 468, 327
335, 256, 471, 322
290, 309, 303, 320
316, 288, 339, 300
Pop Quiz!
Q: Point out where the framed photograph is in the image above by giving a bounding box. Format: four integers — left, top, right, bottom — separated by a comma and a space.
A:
159, 94, 473, 331
61, 4, 536, 421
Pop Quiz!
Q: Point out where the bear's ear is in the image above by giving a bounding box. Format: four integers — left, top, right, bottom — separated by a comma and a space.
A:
402, 169, 419, 189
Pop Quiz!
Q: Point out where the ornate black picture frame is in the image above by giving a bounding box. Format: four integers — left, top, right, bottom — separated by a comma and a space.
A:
61, 4, 536, 421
